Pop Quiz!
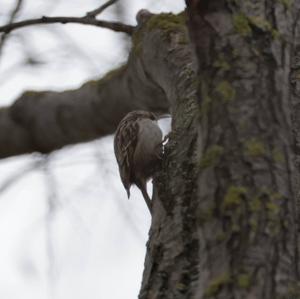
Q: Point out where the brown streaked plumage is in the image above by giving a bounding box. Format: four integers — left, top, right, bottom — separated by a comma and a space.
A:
114, 110, 163, 214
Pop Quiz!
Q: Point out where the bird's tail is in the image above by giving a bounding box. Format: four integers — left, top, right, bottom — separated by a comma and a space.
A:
136, 182, 152, 215
126, 188, 130, 199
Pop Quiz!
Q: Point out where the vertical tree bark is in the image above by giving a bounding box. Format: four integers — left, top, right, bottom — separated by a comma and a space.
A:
140, 1, 300, 298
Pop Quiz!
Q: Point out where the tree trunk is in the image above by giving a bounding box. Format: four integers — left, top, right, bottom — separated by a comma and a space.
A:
140, 1, 300, 298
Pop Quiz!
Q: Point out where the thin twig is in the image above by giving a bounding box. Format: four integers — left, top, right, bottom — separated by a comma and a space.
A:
0, 158, 43, 194
86, 0, 118, 18
0, 15, 135, 36
7, 0, 23, 22
0, 0, 23, 57
42, 157, 57, 299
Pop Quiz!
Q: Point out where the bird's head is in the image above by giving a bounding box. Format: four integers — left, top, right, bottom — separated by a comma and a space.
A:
117, 111, 171, 133
122, 110, 156, 122
122, 110, 170, 122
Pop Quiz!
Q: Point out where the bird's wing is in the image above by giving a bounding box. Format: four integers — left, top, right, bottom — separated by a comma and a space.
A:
114, 119, 139, 193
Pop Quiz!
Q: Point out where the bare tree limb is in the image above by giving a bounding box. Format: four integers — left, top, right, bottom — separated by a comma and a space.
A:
0, 57, 169, 158
0, 15, 135, 35
86, 0, 118, 18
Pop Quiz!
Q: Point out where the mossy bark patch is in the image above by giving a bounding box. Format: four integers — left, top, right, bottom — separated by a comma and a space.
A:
200, 145, 224, 169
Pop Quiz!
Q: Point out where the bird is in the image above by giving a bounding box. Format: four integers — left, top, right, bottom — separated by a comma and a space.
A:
114, 110, 165, 214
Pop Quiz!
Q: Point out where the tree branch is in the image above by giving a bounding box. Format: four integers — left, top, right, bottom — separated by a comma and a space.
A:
0, 15, 135, 35
0, 54, 169, 158
86, 0, 118, 18
0, 11, 193, 159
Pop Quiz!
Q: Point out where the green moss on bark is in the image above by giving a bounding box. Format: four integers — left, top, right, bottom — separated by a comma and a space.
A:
222, 186, 247, 209
213, 56, 231, 72
244, 139, 266, 157
237, 274, 251, 289
200, 145, 224, 169
147, 12, 186, 33
21, 90, 46, 98
215, 80, 236, 102
204, 273, 231, 297
80, 64, 127, 91
278, 0, 293, 9
233, 14, 252, 37
101, 64, 127, 82
233, 13, 279, 39
132, 12, 188, 55
248, 16, 279, 39
249, 197, 261, 212
272, 148, 285, 163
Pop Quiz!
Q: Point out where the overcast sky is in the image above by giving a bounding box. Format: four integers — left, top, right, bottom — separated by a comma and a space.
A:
0, 1, 184, 299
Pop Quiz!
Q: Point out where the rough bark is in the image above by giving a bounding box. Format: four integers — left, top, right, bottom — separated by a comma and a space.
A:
1, 3, 300, 298
140, 1, 300, 299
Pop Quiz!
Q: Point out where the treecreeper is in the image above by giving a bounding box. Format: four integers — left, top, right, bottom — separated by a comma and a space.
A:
114, 110, 165, 214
